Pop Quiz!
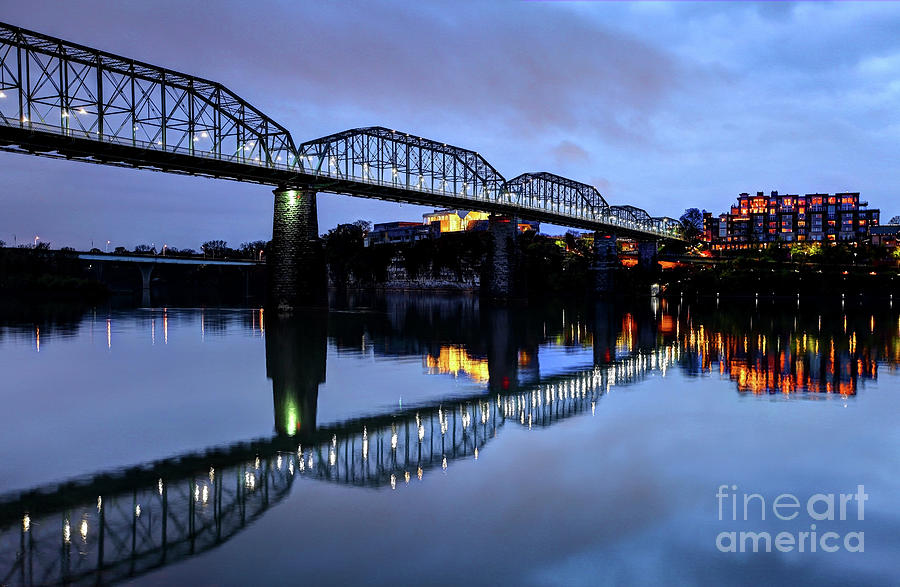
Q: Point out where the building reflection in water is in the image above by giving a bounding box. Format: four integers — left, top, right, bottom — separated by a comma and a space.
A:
678, 302, 897, 397
0, 296, 897, 585
425, 346, 490, 383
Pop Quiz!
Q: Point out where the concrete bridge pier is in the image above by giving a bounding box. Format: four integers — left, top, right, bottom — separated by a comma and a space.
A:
637, 241, 659, 271
482, 214, 524, 302
591, 232, 618, 295
268, 187, 327, 312
138, 263, 154, 307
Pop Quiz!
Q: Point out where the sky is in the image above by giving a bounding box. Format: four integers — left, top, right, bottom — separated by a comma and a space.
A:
2, 0, 900, 250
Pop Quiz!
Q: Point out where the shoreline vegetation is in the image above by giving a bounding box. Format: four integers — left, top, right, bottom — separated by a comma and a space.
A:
2, 229, 898, 304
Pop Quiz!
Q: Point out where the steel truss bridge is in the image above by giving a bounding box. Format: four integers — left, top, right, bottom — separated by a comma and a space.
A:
0, 344, 678, 586
0, 21, 682, 242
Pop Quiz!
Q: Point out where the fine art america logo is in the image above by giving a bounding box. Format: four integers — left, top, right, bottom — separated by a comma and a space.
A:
715, 485, 867, 553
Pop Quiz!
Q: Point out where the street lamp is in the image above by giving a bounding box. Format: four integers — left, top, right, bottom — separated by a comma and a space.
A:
106, 240, 110, 253
33, 235, 39, 248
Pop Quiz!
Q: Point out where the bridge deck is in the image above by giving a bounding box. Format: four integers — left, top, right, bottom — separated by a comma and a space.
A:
77, 253, 261, 266
0, 19, 684, 242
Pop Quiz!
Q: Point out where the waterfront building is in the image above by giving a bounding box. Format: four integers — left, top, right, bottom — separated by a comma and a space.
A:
365, 221, 439, 246
424, 209, 539, 234
423, 209, 490, 232
366, 211, 539, 246
870, 224, 900, 248
704, 191, 880, 250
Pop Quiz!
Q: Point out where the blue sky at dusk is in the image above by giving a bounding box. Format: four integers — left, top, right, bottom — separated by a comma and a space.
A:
2, 1, 899, 250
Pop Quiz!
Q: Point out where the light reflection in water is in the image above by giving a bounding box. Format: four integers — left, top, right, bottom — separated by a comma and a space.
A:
1, 297, 898, 586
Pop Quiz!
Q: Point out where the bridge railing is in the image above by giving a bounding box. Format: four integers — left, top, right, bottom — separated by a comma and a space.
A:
0, 115, 305, 173
306, 161, 682, 239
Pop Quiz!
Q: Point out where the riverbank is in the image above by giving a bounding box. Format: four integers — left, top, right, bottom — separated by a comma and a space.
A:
659, 256, 900, 300
0, 247, 109, 302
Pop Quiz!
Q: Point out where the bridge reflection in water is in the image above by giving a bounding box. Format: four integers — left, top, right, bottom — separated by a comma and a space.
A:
1, 296, 896, 585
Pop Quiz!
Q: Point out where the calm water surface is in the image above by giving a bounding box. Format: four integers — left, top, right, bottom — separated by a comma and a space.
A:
0, 294, 898, 586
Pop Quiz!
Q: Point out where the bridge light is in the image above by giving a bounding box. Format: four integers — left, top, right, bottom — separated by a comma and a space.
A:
80, 519, 88, 541
21, 116, 27, 122
201, 131, 208, 138
78, 107, 87, 115
64, 520, 71, 543
23, 514, 29, 533
61, 110, 69, 117
0, 91, 6, 98
135, 504, 141, 518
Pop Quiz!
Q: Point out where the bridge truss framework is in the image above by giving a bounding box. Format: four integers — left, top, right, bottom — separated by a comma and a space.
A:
0, 21, 683, 242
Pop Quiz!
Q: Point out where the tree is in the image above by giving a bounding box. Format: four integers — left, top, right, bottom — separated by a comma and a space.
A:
890, 215, 900, 225
0, 240, 5, 248
323, 222, 367, 284
134, 244, 156, 254
352, 220, 372, 233
239, 240, 269, 260
201, 240, 228, 258
679, 208, 705, 244
113, 246, 127, 254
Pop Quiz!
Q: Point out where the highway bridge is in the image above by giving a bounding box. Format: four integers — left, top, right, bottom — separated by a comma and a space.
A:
0, 21, 684, 309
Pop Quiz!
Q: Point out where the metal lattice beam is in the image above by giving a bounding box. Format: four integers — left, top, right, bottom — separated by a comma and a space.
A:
0, 21, 684, 241
503, 172, 609, 221
298, 126, 506, 200
0, 21, 301, 175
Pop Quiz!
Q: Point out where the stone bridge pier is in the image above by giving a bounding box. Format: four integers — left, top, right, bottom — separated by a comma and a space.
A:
591, 232, 618, 295
486, 307, 520, 392
637, 240, 659, 271
266, 310, 327, 437
481, 214, 525, 302
269, 187, 327, 312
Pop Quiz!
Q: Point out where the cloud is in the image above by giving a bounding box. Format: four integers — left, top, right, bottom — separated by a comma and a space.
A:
2, 1, 900, 246
550, 140, 590, 167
